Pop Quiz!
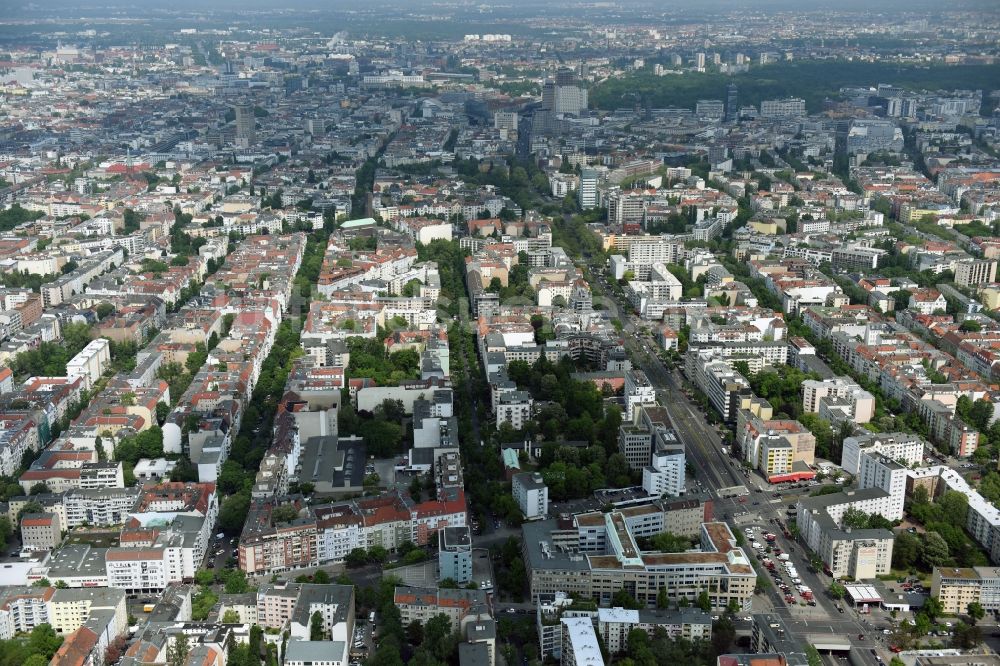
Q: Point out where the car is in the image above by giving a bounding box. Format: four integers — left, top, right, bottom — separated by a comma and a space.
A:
838, 607, 844, 613
742, 616, 752, 621
889, 646, 902, 654
858, 634, 865, 640
506, 608, 517, 614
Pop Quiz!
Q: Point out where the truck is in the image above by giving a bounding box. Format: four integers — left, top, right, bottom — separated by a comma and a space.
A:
143, 604, 155, 613
764, 533, 777, 542
778, 553, 790, 561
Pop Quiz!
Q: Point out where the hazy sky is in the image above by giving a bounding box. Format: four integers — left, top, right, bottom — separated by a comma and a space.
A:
10, 0, 1000, 10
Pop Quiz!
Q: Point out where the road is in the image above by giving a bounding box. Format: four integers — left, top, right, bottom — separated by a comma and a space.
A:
611, 282, 745, 497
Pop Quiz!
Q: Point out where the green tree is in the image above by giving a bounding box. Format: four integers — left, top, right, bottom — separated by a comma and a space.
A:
345, 548, 368, 568
892, 530, 922, 569
222, 609, 241, 623
310, 611, 324, 640
27, 623, 63, 659
829, 581, 846, 600
407, 619, 424, 646
612, 588, 643, 610
218, 493, 250, 532
0, 515, 12, 544
953, 621, 983, 649
922, 533, 951, 569
194, 569, 215, 586
166, 633, 190, 666
968, 602, 985, 624
697, 589, 711, 612
841, 507, 870, 529
923, 596, 944, 622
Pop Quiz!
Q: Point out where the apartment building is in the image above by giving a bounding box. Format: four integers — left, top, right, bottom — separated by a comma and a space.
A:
736, 410, 816, 483
562, 617, 605, 666
954, 259, 997, 288
0, 586, 52, 639
256, 582, 355, 639
686, 355, 753, 422
65, 338, 112, 391
840, 432, 924, 476
801, 376, 875, 424
496, 390, 533, 430
908, 466, 1000, 564
239, 499, 319, 576
20, 512, 61, 550
597, 606, 712, 653
512, 472, 549, 520
393, 586, 491, 633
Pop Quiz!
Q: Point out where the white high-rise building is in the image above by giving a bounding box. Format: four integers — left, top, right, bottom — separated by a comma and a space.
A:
624, 368, 656, 420
643, 432, 685, 498
578, 169, 599, 209
513, 472, 549, 520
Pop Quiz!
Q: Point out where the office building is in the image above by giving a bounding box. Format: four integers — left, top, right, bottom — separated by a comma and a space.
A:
523, 520, 755, 611
233, 102, 256, 147
726, 84, 739, 122
931, 566, 1000, 614
643, 430, 686, 497
696, 99, 724, 121
759, 98, 806, 119
624, 368, 655, 420
439, 526, 473, 584
578, 169, 599, 210
846, 120, 904, 155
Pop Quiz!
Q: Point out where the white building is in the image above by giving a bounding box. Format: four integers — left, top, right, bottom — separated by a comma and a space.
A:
65, 338, 111, 390
801, 376, 875, 424
596, 607, 712, 653
642, 432, 685, 498
512, 472, 549, 520
562, 616, 605, 666
624, 368, 656, 420
496, 390, 533, 430
578, 169, 599, 210
840, 432, 924, 476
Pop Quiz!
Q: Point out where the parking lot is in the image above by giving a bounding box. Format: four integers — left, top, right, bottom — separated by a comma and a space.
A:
744, 525, 818, 610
